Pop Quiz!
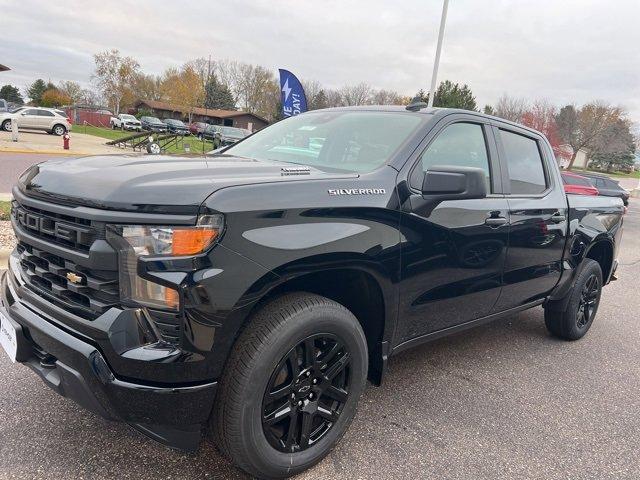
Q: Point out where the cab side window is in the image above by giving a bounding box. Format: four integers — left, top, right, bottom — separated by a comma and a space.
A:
500, 129, 547, 195
417, 122, 491, 191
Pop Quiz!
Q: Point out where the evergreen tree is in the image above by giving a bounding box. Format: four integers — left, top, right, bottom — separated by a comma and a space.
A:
309, 89, 328, 110
26, 79, 47, 104
205, 75, 236, 110
0, 85, 24, 104
413, 82, 477, 111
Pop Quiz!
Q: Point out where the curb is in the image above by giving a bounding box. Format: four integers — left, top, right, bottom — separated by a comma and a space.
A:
0, 148, 92, 156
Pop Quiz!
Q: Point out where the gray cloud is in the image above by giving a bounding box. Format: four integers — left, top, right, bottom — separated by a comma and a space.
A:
0, 0, 638, 119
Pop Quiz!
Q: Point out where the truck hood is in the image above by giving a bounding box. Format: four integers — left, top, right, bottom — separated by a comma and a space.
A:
19, 154, 355, 213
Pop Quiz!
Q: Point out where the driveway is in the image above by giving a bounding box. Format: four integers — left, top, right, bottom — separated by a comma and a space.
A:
0, 130, 122, 155
0, 205, 638, 479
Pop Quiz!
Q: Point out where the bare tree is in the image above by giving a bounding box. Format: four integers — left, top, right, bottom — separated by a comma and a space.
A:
215, 60, 279, 120
556, 102, 624, 169
325, 89, 343, 108
92, 49, 140, 114
494, 94, 529, 122
131, 73, 163, 101
371, 89, 404, 105
301, 79, 321, 104
58, 81, 83, 104
340, 82, 373, 106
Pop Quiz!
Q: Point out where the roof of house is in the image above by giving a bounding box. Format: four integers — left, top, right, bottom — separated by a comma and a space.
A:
135, 99, 268, 123
0, 64, 10, 72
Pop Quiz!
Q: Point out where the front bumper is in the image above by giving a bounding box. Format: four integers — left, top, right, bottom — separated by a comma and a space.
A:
0, 268, 217, 451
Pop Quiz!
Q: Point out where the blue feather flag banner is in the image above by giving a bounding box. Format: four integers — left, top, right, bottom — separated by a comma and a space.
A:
279, 69, 308, 117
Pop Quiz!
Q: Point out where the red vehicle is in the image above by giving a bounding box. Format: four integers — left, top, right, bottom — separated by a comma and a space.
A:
188, 121, 209, 136
561, 171, 599, 196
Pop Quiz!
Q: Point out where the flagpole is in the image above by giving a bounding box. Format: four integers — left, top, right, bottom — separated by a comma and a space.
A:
427, 0, 450, 108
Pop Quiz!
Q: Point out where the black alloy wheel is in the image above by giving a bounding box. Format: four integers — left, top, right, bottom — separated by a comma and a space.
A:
577, 273, 599, 329
262, 334, 350, 453
544, 258, 602, 340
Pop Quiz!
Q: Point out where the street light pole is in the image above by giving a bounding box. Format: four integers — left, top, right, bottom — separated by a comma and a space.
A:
427, 0, 450, 108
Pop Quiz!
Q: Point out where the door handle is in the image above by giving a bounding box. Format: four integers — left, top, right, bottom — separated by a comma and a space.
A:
550, 212, 566, 223
485, 216, 507, 226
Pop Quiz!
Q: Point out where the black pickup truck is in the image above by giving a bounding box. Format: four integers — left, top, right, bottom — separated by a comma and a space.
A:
0, 106, 624, 479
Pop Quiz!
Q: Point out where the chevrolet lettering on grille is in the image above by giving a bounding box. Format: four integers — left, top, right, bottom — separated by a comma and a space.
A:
15, 206, 94, 248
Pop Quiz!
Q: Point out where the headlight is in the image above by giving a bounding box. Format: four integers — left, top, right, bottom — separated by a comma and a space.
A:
107, 214, 223, 310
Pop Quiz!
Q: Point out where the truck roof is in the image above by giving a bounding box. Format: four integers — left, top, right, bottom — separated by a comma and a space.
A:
313, 105, 546, 139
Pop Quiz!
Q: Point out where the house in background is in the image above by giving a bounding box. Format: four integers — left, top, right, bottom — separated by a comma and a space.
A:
133, 100, 269, 131
557, 144, 589, 169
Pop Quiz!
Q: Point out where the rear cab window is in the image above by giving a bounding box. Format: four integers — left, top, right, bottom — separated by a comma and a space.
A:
499, 129, 548, 195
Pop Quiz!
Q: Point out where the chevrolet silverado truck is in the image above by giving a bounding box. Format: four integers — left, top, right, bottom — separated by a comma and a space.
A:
0, 106, 624, 479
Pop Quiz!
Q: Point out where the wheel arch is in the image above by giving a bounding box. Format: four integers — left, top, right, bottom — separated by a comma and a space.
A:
235, 263, 395, 385
583, 238, 614, 283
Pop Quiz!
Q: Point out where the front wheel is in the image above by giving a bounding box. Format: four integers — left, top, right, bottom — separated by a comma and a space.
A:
2, 119, 11, 132
52, 124, 66, 136
211, 293, 368, 479
544, 259, 602, 340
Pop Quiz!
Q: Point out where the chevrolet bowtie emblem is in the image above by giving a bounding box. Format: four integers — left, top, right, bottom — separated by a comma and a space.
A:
66, 272, 84, 284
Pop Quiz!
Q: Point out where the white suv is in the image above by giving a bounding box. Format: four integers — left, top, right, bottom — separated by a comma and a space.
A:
0, 107, 72, 136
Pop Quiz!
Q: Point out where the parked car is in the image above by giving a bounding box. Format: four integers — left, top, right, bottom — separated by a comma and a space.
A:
0, 106, 625, 479
163, 118, 190, 135
0, 107, 72, 135
140, 116, 167, 133
561, 171, 599, 196
578, 172, 630, 205
189, 121, 209, 136
200, 124, 250, 145
109, 114, 142, 132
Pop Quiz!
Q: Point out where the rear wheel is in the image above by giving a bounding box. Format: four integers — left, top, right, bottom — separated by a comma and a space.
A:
544, 259, 602, 340
211, 293, 368, 479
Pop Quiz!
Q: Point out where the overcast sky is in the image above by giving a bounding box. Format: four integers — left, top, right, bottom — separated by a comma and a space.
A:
1, 0, 639, 121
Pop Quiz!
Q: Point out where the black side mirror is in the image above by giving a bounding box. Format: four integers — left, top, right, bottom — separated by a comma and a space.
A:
422, 165, 487, 200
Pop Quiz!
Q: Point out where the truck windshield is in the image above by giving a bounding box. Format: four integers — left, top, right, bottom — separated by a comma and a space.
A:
224, 111, 424, 173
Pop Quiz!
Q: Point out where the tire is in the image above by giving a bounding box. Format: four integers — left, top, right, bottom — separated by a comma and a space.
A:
111, 123, 116, 130
2, 119, 11, 132
211, 292, 368, 479
544, 259, 602, 340
52, 124, 66, 136
146, 142, 161, 154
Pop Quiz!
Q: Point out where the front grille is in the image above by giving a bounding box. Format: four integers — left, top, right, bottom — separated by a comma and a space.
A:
12, 201, 97, 251
17, 242, 119, 319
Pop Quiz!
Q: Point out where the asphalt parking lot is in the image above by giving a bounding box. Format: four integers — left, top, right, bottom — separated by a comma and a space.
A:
0, 203, 638, 479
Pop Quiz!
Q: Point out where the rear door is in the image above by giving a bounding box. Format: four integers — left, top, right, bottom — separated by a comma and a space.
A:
396, 114, 509, 343
492, 123, 568, 311
37, 109, 56, 130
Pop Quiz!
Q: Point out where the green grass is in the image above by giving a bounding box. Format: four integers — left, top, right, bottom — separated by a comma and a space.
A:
0, 201, 10, 221
73, 124, 216, 154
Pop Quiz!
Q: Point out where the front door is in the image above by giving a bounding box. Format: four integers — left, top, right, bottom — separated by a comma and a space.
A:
396, 117, 509, 344
17, 109, 41, 129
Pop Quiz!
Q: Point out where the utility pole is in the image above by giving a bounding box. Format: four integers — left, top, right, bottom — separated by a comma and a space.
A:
427, 0, 450, 108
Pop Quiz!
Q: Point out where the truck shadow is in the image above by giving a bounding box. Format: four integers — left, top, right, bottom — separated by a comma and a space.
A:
0, 306, 570, 479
